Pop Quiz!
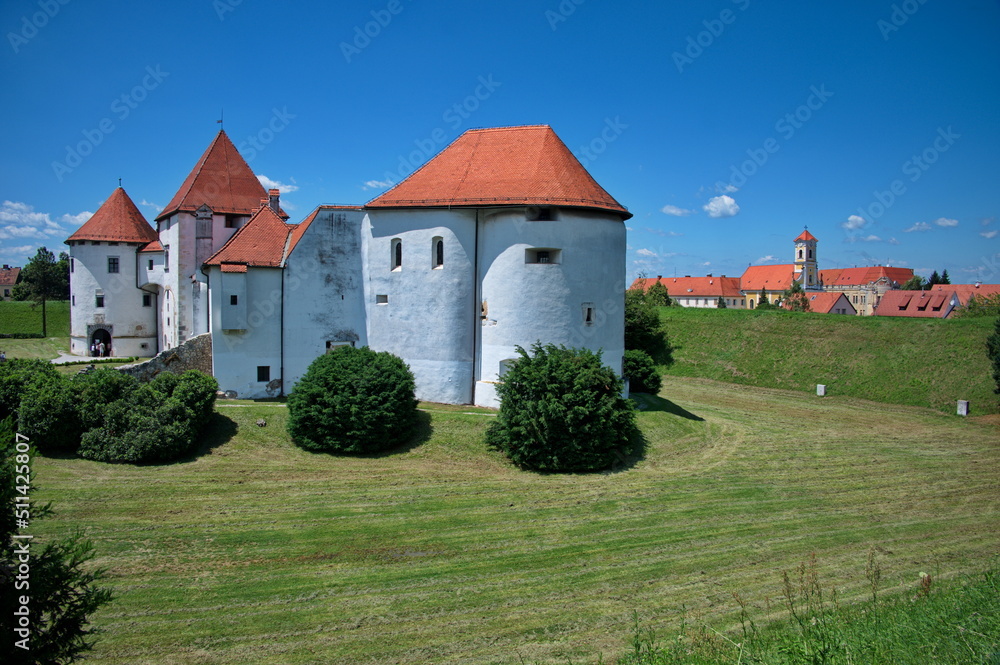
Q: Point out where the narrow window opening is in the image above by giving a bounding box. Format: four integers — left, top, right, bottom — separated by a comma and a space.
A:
96, 294, 105, 308
391, 238, 402, 270
257, 366, 271, 382
70, 258, 74, 273
526, 248, 561, 264
71, 295, 75, 306
432, 237, 444, 268
225, 214, 239, 228
583, 303, 595, 326
148, 259, 154, 270
230, 294, 239, 305
142, 294, 152, 307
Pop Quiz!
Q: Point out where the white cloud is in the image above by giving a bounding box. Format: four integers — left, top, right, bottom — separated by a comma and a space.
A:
905, 222, 931, 232
701, 261, 711, 266
0, 200, 91, 243
703, 195, 740, 218
140, 199, 164, 213
715, 182, 738, 194
981, 217, 995, 227
661, 204, 695, 216
981, 230, 998, 239
842, 214, 867, 230
362, 179, 393, 191
934, 217, 958, 227
863, 234, 882, 242
636, 248, 658, 258
756, 255, 778, 264
888, 237, 900, 245
256, 175, 299, 193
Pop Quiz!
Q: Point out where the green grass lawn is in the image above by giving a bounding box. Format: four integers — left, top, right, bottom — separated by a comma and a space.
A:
0, 299, 69, 336
27, 378, 1000, 664
660, 307, 998, 415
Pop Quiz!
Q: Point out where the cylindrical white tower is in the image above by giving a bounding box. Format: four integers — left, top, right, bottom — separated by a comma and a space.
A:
66, 187, 159, 358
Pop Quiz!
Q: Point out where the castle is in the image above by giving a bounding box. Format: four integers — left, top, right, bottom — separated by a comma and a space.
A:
66, 125, 630, 406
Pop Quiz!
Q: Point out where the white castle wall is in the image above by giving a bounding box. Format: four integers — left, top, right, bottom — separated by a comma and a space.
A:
68, 241, 157, 357
282, 208, 369, 390
363, 208, 477, 405
474, 208, 626, 407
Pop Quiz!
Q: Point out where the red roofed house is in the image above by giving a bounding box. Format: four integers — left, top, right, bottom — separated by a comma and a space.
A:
803, 292, 856, 315
818, 265, 914, 316
71, 125, 629, 406
630, 275, 744, 308
874, 289, 960, 318
737, 229, 822, 308
0, 265, 21, 300
929, 282, 1000, 311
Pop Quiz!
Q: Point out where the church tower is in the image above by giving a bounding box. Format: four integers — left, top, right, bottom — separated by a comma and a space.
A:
793, 228, 819, 290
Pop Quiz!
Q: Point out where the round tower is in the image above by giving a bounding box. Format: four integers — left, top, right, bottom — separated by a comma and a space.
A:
66, 187, 159, 357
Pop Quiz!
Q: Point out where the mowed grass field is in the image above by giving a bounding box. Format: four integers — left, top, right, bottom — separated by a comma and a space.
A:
29, 378, 1000, 664
0, 299, 71, 358
661, 307, 998, 415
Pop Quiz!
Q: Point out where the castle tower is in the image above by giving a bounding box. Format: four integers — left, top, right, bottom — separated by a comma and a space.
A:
153, 130, 286, 347
793, 228, 819, 290
66, 187, 159, 357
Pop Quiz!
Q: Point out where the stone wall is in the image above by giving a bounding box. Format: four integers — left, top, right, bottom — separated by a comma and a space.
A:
117, 332, 212, 382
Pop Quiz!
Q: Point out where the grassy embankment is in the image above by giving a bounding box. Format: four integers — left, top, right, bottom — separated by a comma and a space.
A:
660, 306, 997, 414
28, 377, 1000, 664
0, 299, 71, 358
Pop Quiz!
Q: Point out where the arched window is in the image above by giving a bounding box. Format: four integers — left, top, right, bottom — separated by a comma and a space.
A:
433, 238, 444, 268
798, 249, 803, 259
391, 238, 402, 271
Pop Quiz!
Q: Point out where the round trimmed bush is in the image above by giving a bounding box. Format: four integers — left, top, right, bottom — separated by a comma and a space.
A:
72, 368, 140, 431
78, 386, 196, 464
287, 346, 418, 454
17, 373, 82, 454
623, 349, 661, 395
485, 343, 636, 472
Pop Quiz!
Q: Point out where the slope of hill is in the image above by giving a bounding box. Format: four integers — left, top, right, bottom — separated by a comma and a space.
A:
660, 307, 997, 415
0, 300, 70, 336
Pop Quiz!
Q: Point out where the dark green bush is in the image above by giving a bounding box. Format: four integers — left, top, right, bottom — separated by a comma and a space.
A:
17, 373, 82, 453
623, 349, 661, 395
485, 343, 636, 472
287, 346, 418, 454
72, 368, 140, 431
0, 358, 59, 421
625, 288, 673, 365
168, 371, 218, 431
78, 386, 196, 464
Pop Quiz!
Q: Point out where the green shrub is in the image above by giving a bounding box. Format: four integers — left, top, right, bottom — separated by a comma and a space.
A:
623, 349, 661, 395
78, 387, 196, 464
485, 343, 636, 472
625, 289, 673, 364
17, 373, 82, 453
0, 358, 59, 421
72, 368, 140, 431
287, 346, 418, 454
167, 371, 218, 432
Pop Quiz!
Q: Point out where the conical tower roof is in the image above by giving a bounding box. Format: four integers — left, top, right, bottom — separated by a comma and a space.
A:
67, 187, 158, 244
366, 125, 631, 219
157, 130, 285, 221
795, 228, 818, 242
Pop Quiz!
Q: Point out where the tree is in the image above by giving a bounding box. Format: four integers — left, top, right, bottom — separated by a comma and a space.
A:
988, 316, 1000, 395
927, 270, 942, 287
645, 280, 672, 307
755, 288, 776, 310
623, 349, 661, 395
781, 281, 811, 312
0, 417, 113, 663
625, 288, 673, 364
940, 269, 951, 285
287, 346, 418, 454
485, 343, 636, 472
900, 275, 926, 290
717, 296, 727, 309
12, 247, 68, 337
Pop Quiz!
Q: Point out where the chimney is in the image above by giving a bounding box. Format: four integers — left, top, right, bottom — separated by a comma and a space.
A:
706, 273, 713, 277
268, 189, 280, 213
656, 275, 662, 280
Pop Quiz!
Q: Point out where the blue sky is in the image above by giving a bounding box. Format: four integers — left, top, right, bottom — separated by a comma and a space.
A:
1, 0, 998, 282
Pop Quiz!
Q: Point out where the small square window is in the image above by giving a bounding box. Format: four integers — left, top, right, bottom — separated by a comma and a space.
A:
107, 257, 119, 273
376, 294, 388, 304
148, 259, 154, 270
257, 366, 270, 382
142, 294, 152, 307
96, 295, 105, 308
230, 295, 238, 305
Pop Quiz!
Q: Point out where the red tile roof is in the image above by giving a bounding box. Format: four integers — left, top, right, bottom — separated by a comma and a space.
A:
631, 275, 741, 298
204, 204, 293, 269
874, 290, 957, 318
66, 187, 158, 244
795, 229, 818, 242
740, 264, 799, 292
366, 125, 631, 219
157, 130, 287, 221
220, 263, 248, 273
804, 292, 856, 314
140, 240, 163, 253
819, 266, 913, 287
930, 283, 1000, 306
0, 266, 20, 287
